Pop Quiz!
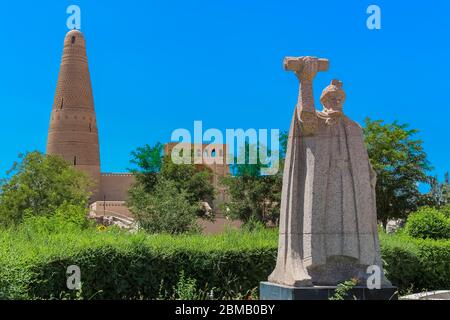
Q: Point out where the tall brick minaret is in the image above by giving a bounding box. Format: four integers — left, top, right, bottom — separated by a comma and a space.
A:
47, 29, 101, 201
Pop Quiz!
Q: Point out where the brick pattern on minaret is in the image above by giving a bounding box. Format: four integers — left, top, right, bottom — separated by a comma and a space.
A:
47, 29, 101, 201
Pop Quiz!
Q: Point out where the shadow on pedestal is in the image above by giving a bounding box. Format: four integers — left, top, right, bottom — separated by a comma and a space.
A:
260, 282, 398, 300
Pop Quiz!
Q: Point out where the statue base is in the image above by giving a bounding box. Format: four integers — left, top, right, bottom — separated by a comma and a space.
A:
259, 282, 398, 300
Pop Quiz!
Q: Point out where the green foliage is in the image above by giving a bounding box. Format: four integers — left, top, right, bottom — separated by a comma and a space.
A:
363, 118, 431, 228
405, 207, 450, 240
159, 156, 214, 208
0, 151, 92, 227
440, 204, 450, 218
0, 223, 449, 299
380, 232, 450, 293
443, 173, 450, 205
128, 179, 201, 234
419, 173, 450, 209
329, 278, 358, 300
0, 226, 278, 300
160, 270, 258, 300
171, 271, 200, 300
163, 270, 213, 300
128, 144, 215, 223
129, 143, 164, 193
279, 130, 288, 160
241, 217, 268, 232
21, 203, 92, 235
221, 142, 282, 225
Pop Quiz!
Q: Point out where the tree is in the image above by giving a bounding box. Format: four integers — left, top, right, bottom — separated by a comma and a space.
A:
419, 172, 450, 209
363, 118, 431, 229
221, 141, 283, 226
0, 151, 92, 227
443, 172, 450, 204
129, 143, 164, 193
279, 130, 288, 160
128, 178, 200, 234
159, 156, 215, 209
128, 143, 215, 221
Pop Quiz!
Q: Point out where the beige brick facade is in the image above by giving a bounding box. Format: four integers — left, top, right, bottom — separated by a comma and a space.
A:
46, 29, 101, 201
47, 30, 237, 233
100, 173, 135, 201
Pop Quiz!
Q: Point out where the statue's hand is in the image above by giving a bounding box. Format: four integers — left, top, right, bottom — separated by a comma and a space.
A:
295, 57, 319, 82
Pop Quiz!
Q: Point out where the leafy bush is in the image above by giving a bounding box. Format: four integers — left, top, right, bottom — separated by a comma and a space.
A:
363, 118, 431, 229
161, 270, 212, 300
1, 222, 449, 299
220, 142, 282, 226
241, 216, 268, 232
440, 204, 450, 218
0, 225, 277, 300
0, 151, 92, 227
128, 179, 201, 234
21, 203, 92, 235
329, 278, 358, 300
128, 144, 215, 220
405, 207, 450, 240
380, 232, 450, 292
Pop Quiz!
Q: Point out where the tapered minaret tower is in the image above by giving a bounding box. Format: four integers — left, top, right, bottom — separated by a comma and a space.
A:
47, 29, 101, 201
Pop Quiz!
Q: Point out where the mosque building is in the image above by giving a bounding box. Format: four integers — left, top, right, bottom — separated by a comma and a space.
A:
46, 30, 238, 233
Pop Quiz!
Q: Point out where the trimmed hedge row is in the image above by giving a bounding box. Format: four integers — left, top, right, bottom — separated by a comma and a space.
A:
0, 228, 277, 299
380, 232, 450, 292
1, 228, 449, 299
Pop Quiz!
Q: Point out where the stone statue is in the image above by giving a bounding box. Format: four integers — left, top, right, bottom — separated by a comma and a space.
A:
268, 56, 391, 287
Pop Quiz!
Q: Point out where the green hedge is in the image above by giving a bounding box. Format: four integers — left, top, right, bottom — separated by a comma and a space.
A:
380, 232, 450, 292
0, 228, 277, 300
1, 227, 449, 299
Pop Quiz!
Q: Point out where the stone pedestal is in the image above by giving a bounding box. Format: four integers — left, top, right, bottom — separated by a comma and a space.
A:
260, 282, 398, 300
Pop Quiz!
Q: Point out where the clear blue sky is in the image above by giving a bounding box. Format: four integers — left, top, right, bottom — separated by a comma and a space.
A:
0, 0, 449, 182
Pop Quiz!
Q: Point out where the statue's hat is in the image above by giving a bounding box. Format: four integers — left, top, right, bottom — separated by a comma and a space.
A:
320, 79, 346, 105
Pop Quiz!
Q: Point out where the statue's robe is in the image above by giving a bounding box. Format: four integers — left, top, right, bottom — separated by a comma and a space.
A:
269, 107, 387, 286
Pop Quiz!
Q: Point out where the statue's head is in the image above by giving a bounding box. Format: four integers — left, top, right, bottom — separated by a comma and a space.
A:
320, 80, 346, 111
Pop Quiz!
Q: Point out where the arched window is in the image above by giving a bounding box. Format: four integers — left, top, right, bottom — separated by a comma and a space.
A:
73, 156, 77, 165
211, 149, 216, 157
71, 36, 76, 44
